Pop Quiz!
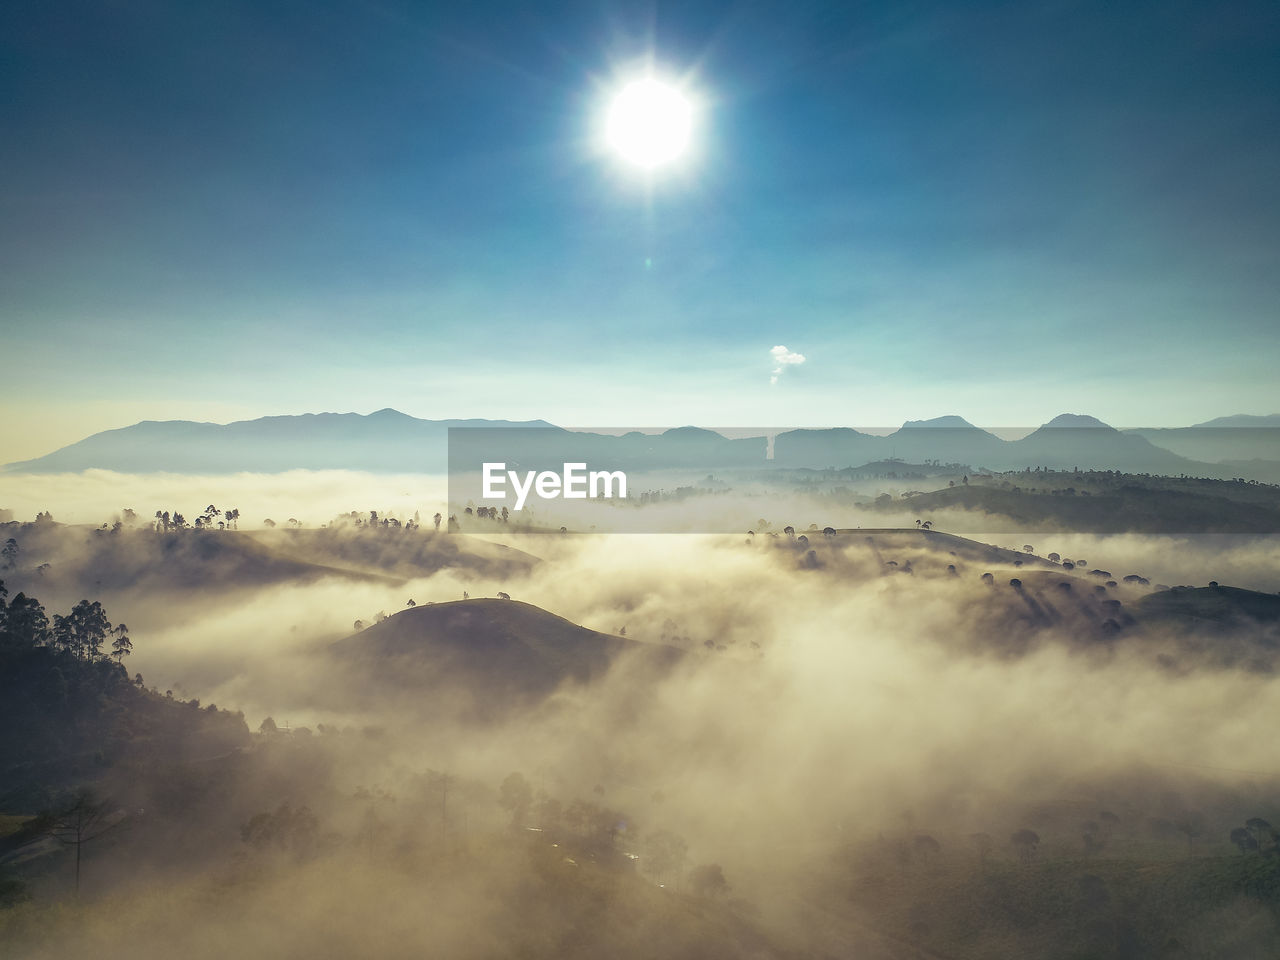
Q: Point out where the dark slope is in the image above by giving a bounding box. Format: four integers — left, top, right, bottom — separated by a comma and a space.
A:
330, 599, 681, 717
1133, 584, 1280, 628
0, 522, 398, 601
252, 527, 539, 580
875, 480, 1280, 533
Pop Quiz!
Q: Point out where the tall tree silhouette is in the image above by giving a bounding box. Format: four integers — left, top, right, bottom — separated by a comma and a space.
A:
45, 792, 120, 895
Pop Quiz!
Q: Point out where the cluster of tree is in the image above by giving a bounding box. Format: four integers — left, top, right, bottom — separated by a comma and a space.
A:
1, 579, 249, 801
463, 505, 509, 522
241, 801, 324, 860
326, 510, 450, 531
1229, 817, 1277, 854
0, 581, 130, 662
151, 505, 240, 532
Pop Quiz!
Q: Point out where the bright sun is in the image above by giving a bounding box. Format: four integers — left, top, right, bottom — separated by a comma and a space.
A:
605, 78, 693, 169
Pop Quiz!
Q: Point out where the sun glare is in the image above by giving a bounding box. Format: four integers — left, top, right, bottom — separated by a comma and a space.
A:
605, 78, 693, 169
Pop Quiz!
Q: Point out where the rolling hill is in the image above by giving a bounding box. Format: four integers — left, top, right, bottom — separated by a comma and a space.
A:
330, 599, 682, 719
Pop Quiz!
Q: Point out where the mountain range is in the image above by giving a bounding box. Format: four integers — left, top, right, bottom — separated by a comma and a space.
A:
4, 410, 1280, 479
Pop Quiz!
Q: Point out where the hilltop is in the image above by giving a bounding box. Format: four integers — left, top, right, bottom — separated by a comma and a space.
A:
330, 599, 682, 719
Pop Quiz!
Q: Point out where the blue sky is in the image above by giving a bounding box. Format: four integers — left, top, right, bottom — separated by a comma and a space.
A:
2, 0, 1278, 458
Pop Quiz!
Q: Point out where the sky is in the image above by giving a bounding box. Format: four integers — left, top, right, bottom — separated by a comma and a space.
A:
2, 0, 1278, 460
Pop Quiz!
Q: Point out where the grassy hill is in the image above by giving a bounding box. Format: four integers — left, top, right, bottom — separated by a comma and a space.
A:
330, 599, 682, 719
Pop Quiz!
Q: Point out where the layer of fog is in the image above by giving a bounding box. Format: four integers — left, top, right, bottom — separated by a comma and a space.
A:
0, 469, 449, 527
6, 496, 1280, 956
105, 531, 1280, 870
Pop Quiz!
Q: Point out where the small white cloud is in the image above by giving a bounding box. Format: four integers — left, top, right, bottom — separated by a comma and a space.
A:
770, 344, 806, 385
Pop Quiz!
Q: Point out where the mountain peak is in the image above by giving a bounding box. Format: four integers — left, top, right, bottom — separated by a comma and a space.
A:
900, 415, 979, 430
1043, 413, 1113, 430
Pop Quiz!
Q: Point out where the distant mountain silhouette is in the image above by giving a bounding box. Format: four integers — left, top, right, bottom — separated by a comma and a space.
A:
6, 409, 1277, 478
775, 414, 1223, 475
1126, 413, 1280, 464
3, 409, 558, 474
1191, 414, 1280, 428
1009, 414, 1194, 472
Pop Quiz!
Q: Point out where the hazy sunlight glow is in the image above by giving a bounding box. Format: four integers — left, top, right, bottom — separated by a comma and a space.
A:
605, 79, 693, 169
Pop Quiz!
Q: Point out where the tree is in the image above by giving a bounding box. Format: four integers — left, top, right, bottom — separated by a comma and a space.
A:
53, 600, 112, 660
110, 623, 132, 661
1, 538, 17, 570
241, 802, 319, 859
3, 592, 50, 649
46, 792, 120, 895
689, 863, 730, 898
1011, 829, 1040, 862
1246, 817, 1272, 850
433, 512, 442, 531
914, 834, 941, 861
1231, 826, 1259, 854
498, 772, 533, 828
